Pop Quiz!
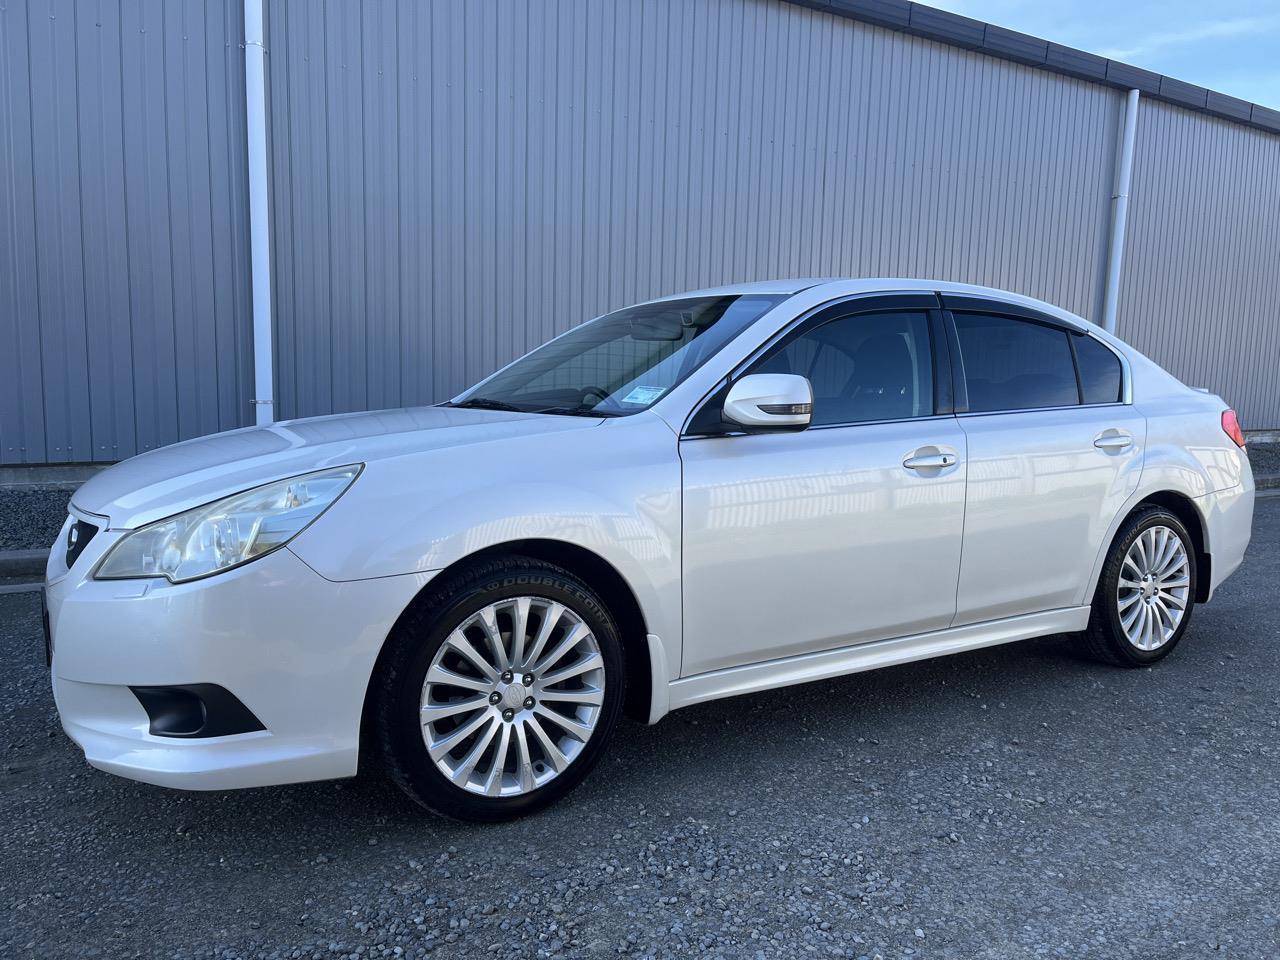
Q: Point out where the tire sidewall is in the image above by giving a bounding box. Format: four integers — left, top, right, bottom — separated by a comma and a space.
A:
1100, 509, 1197, 665
383, 564, 625, 821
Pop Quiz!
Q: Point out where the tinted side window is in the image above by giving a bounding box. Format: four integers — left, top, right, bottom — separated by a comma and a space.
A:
953, 313, 1078, 413
755, 311, 933, 425
1073, 335, 1123, 404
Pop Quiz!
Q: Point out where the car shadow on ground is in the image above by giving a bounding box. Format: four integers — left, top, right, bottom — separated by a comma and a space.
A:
48, 628, 1107, 841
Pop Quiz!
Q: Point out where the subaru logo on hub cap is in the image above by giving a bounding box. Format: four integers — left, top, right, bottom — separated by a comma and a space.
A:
501, 682, 528, 711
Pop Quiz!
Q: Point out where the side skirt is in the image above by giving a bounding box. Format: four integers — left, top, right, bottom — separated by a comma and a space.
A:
665, 607, 1091, 713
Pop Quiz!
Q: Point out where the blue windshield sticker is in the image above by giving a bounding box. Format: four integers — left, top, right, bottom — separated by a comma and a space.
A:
622, 385, 666, 405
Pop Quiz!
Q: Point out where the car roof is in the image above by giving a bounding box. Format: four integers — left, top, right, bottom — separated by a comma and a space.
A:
646, 278, 834, 298
648, 278, 1097, 333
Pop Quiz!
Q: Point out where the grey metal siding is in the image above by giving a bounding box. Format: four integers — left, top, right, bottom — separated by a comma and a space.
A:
265, 0, 1120, 421
1118, 99, 1280, 428
0, 0, 253, 465
4, 0, 1278, 466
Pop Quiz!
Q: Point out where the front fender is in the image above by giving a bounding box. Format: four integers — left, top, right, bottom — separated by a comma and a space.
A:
289, 414, 684, 695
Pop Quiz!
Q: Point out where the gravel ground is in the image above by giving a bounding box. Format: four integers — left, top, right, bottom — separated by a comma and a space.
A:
2, 499, 1278, 960
0, 487, 72, 551
1249, 442, 1280, 478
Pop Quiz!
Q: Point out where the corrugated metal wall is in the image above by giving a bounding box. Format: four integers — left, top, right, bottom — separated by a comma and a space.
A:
3, 0, 1277, 466
263, 0, 1120, 420
1118, 99, 1280, 429
0, 0, 253, 465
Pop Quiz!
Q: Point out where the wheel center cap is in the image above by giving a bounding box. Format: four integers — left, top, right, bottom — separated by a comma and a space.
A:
501, 682, 528, 710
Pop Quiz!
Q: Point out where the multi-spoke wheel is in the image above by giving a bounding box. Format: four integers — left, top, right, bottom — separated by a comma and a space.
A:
1079, 506, 1198, 666
421, 597, 606, 796
1116, 525, 1191, 651
372, 557, 624, 820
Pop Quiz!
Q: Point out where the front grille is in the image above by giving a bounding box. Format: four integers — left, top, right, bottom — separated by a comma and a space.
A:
65, 519, 98, 570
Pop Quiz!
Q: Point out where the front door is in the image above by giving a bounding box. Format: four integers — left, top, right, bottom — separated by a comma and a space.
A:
679, 304, 968, 677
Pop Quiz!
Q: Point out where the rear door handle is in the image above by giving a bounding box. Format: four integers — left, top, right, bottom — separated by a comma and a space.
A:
1093, 431, 1133, 451
903, 453, 958, 470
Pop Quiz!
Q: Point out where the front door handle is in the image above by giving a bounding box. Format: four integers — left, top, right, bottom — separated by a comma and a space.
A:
903, 452, 958, 470
1093, 431, 1133, 451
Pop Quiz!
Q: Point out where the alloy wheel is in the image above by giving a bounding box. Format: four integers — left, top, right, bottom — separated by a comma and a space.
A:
419, 597, 605, 796
1117, 525, 1191, 651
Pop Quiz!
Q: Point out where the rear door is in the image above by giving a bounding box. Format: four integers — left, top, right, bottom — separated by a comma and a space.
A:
943, 299, 1144, 625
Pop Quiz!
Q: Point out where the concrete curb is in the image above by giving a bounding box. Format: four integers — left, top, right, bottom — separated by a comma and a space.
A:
0, 463, 106, 490
0, 549, 48, 578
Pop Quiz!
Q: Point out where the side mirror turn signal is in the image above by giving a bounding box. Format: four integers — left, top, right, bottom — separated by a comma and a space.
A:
722, 373, 813, 430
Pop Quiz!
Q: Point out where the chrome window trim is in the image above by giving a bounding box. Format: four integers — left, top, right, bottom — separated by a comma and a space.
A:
680, 412, 957, 441
681, 394, 1134, 439
955, 401, 1129, 419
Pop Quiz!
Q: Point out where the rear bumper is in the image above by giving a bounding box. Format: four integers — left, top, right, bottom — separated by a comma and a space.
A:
47, 539, 430, 790
1197, 475, 1254, 601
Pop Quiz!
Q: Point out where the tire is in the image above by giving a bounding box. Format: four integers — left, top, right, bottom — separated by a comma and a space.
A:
371, 555, 625, 821
1077, 506, 1197, 667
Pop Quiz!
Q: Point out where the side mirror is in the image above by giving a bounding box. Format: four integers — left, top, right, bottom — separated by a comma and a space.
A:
722, 373, 813, 430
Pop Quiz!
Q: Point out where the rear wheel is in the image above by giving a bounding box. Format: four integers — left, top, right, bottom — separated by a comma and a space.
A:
372, 556, 625, 821
1078, 506, 1197, 666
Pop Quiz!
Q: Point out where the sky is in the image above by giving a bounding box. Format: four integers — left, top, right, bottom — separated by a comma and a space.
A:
925, 0, 1280, 108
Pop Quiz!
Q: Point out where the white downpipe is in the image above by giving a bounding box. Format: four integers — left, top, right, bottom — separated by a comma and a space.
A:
1102, 88, 1140, 335
244, 0, 274, 424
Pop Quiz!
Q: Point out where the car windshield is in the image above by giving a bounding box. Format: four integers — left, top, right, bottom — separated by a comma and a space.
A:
450, 294, 785, 416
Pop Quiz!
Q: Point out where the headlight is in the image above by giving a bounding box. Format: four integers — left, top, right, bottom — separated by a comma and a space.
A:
95, 465, 361, 583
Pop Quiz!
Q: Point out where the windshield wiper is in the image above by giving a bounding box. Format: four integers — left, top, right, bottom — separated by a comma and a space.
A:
536, 406, 621, 418
448, 397, 526, 413
448, 397, 619, 417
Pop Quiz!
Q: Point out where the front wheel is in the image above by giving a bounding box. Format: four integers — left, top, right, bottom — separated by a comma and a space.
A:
371, 557, 625, 821
1078, 506, 1197, 666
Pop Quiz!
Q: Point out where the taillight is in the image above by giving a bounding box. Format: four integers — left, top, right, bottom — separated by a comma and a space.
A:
1221, 409, 1246, 448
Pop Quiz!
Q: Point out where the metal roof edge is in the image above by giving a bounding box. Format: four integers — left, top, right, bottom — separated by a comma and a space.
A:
787, 0, 1280, 137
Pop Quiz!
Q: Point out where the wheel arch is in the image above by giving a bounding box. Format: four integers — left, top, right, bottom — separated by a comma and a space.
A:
1088, 490, 1212, 607
358, 539, 656, 770
471, 539, 655, 723
1134, 491, 1211, 602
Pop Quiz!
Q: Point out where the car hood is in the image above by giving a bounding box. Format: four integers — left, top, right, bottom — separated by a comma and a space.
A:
72, 406, 602, 529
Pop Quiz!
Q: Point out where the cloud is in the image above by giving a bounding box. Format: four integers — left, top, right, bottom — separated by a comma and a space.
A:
1097, 15, 1280, 60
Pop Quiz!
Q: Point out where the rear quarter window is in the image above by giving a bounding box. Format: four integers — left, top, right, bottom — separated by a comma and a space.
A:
1073, 335, 1123, 404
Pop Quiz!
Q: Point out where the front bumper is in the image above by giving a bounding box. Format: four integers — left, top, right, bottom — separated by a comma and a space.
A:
46, 519, 430, 790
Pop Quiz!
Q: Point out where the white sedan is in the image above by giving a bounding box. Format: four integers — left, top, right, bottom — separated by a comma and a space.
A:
45, 279, 1255, 820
